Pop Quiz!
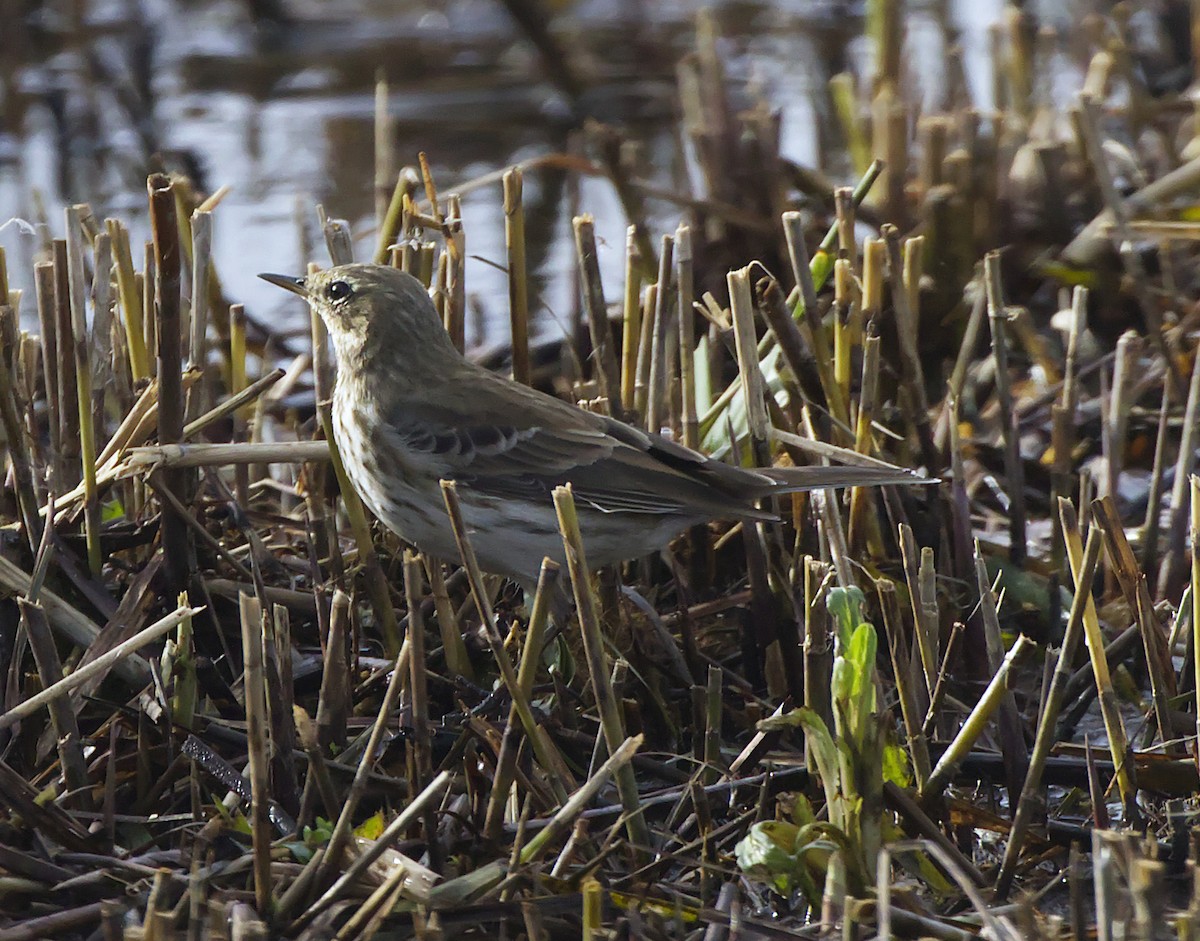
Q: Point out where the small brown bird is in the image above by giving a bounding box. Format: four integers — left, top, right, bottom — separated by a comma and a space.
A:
261, 264, 930, 582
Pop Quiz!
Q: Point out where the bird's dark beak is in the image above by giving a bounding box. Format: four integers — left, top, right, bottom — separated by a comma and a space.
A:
258, 273, 307, 297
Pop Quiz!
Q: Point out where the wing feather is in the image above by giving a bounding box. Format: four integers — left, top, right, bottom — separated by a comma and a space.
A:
372, 365, 924, 519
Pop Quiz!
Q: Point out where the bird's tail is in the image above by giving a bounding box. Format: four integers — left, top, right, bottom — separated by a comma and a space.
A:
754, 462, 936, 494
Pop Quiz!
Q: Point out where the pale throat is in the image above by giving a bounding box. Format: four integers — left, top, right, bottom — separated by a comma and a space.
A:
327, 323, 371, 370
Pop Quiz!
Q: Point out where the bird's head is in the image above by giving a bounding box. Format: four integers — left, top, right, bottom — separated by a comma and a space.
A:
259, 264, 456, 366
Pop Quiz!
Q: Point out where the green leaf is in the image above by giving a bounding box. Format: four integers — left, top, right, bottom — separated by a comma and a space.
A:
428, 860, 507, 906
756, 709, 805, 732
304, 816, 334, 847
845, 622, 878, 721
883, 741, 912, 788
826, 586, 867, 649
544, 634, 575, 685
845, 622, 876, 679
831, 656, 854, 706
786, 791, 817, 828
792, 708, 846, 828
354, 810, 385, 840
809, 249, 834, 289
699, 347, 789, 457
735, 821, 803, 894
284, 841, 313, 863
737, 819, 856, 904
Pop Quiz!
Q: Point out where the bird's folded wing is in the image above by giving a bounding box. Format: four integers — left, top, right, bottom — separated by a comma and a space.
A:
377, 384, 928, 520
378, 396, 756, 517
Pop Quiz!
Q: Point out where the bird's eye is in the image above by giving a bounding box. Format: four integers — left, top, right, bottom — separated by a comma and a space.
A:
326, 281, 352, 302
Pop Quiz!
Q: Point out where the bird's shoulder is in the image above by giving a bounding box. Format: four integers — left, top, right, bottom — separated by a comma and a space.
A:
371, 362, 614, 474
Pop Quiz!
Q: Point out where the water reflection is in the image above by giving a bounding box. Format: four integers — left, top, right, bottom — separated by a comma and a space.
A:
0, 0, 995, 348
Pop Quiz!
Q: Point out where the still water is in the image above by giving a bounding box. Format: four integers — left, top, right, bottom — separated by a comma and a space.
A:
1, 0, 1000, 350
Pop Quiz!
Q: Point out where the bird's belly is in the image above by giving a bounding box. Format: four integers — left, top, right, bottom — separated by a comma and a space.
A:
331, 403, 693, 579
332, 416, 555, 577
450, 497, 693, 581
360, 475, 569, 580
337, 440, 460, 560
